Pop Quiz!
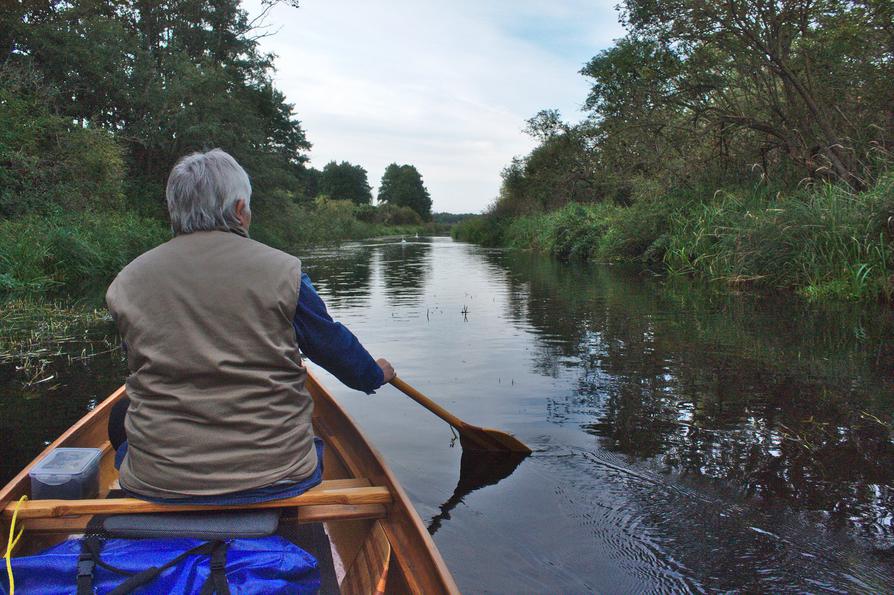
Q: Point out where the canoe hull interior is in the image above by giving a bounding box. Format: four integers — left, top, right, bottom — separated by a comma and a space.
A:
0, 372, 459, 594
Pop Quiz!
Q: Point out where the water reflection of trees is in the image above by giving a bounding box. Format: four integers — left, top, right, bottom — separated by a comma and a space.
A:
378, 239, 432, 306
490, 251, 894, 547
302, 246, 373, 309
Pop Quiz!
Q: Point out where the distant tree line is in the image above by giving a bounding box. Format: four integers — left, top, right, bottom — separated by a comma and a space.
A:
433, 212, 475, 225
305, 161, 432, 220
492, 0, 893, 216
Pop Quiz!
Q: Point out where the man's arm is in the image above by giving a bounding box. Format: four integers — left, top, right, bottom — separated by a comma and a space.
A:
293, 273, 393, 393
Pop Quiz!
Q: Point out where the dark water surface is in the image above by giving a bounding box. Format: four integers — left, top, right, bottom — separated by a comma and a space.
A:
2, 237, 893, 592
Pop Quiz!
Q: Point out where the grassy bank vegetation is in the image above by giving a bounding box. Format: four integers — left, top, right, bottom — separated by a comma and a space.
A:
456, 176, 893, 300
455, 0, 893, 302
1, 200, 436, 296
0, 213, 168, 294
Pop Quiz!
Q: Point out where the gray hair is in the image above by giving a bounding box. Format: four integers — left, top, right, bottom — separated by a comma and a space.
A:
166, 149, 251, 234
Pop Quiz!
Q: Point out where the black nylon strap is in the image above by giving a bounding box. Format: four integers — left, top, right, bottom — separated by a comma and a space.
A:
85, 515, 106, 535
107, 567, 163, 595
81, 537, 138, 577
75, 552, 95, 595
199, 542, 231, 595
76, 537, 224, 595
78, 536, 130, 595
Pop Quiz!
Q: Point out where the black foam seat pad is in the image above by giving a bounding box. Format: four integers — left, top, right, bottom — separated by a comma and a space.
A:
102, 509, 282, 539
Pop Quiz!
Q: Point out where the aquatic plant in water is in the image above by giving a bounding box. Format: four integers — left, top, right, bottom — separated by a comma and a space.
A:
0, 300, 119, 387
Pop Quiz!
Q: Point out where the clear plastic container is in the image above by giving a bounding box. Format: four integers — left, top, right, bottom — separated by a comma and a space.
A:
29, 447, 102, 500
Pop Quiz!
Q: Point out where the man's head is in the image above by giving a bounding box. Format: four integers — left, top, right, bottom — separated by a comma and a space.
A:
166, 149, 252, 235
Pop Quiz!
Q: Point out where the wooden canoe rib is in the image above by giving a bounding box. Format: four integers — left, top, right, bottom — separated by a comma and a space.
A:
0, 372, 460, 594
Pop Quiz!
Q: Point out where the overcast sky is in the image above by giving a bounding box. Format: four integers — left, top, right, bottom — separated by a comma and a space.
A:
244, 1, 626, 213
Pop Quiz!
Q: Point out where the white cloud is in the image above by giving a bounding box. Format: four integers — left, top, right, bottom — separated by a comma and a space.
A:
245, 0, 625, 212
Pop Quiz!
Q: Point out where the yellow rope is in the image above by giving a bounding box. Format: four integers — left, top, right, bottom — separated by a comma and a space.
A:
4, 495, 28, 595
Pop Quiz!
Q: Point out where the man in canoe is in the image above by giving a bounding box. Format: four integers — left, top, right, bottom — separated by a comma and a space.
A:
105, 148, 395, 504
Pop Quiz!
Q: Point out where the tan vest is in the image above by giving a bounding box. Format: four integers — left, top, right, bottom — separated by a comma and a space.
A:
106, 229, 317, 498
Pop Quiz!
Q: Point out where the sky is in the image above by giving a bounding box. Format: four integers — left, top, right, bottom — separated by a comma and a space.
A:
244, 1, 626, 213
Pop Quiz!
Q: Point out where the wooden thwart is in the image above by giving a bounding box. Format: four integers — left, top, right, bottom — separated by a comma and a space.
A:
21, 504, 387, 534
289, 504, 387, 524
3, 479, 392, 520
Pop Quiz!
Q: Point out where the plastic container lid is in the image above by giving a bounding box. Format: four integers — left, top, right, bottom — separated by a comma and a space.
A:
30, 448, 102, 484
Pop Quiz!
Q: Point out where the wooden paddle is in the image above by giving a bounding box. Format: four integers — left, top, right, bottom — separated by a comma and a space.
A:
390, 377, 532, 454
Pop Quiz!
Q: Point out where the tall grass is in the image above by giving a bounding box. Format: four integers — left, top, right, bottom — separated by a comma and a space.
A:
0, 211, 169, 294
664, 178, 893, 300
1, 198, 433, 297
451, 215, 509, 246
455, 175, 894, 301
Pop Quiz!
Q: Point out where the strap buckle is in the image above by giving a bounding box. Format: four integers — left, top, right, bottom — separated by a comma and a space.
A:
209, 546, 227, 572
77, 552, 95, 577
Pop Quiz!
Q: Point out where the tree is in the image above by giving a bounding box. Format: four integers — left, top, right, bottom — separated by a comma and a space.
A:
377, 164, 432, 220
490, 112, 601, 216
298, 166, 322, 201
319, 161, 372, 204
2, 0, 311, 212
617, 0, 893, 187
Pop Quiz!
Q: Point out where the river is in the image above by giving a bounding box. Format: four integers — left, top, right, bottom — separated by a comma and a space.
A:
2, 236, 893, 592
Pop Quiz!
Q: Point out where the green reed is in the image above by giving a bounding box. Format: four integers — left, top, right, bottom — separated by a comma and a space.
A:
455, 174, 893, 302
0, 299, 119, 386
0, 211, 169, 294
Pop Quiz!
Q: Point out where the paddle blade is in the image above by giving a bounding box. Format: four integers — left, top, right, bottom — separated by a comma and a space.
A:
458, 425, 532, 454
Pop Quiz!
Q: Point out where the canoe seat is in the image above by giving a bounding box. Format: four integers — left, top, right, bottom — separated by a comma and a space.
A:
102, 509, 282, 539
3, 478, 392, 521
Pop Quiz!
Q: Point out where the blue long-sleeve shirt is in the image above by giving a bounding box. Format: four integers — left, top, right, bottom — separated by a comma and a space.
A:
293, 273, 384, 394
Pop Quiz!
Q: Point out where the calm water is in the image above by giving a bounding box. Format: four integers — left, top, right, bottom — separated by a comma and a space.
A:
2, 236, 893, 592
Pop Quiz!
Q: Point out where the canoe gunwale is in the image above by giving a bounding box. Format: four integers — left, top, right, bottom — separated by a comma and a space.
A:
307, 371, 459, 593
0, 385, 127, 514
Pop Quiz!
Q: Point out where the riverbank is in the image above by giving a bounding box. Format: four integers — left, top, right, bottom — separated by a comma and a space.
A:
0, 200, 436, 295
454, 176, 894, 301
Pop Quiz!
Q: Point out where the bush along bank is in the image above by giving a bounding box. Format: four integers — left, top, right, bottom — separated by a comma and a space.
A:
0, 198, 436, 298
0, 211, 170, 294
454, 176, 894, 302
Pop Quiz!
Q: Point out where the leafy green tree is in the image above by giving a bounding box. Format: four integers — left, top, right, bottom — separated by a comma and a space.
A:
0, 65, 125, 218
377, 164, 432, 220
617, 0, 892, 187
298, 166, 322, 200
490, 112, 601, 216
492, 0, 894, 222
319, 161, 373, 205
2, 0, 311, 214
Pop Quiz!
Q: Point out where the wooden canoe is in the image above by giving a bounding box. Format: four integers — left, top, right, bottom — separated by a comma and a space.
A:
0, 370, 460, 594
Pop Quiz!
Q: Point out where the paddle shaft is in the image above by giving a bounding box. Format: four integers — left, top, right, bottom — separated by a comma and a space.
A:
389, 376, 532, 453
390, 377, 467, 430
